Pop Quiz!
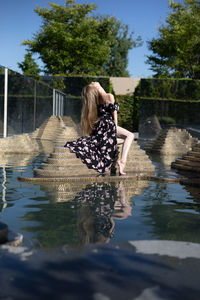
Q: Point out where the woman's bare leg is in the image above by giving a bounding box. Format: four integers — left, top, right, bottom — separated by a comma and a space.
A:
117, 126, 134, 175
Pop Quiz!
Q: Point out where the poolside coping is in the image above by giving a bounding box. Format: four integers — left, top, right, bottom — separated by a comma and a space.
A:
18, 174, 185, 184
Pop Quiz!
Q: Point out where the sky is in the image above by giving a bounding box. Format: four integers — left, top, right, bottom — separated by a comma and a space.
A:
0, 0, 172, 78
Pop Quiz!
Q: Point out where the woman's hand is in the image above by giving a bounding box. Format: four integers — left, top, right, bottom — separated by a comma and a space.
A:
90, 82, 106, 96
90, 82, 115, 104
105, 93, 115, 104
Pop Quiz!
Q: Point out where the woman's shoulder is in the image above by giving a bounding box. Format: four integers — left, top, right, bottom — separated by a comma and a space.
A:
98, 96, 119, 114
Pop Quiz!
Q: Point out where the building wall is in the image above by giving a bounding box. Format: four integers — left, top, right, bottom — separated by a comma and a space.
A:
110, 77, 140, 95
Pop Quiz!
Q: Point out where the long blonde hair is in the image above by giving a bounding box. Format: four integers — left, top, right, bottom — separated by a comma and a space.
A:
81, 84, 102, 136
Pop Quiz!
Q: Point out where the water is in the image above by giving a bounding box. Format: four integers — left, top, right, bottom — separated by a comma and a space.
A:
0, 152, 200, 250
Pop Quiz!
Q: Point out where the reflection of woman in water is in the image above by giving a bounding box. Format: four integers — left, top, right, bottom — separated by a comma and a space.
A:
113, 181, 133, 220
73, 182, 132, 246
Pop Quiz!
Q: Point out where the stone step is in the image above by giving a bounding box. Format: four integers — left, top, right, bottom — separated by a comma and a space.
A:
175, 159, 200, 167
54, 147, 71, 153
40, 163, 88, 170
40, 159, 153, 171
126, 149, 148, 156
183, 155, 200, 162
124, 165, 155, 173
34, 124, 60, 130
49, 152, 77, 159
126, 145, 141, 151
192, 147, 200, 152
34, 164, 155, 178
34, 168, 98, 177
46, 156, 150, 166
56, 131, 79, 137
47, 158, 81, 165
187, 151, 200, 157
126, 160, 154, 168
171, 162, 200, 173
56, 137, 79, 142
50, 149, 148, 160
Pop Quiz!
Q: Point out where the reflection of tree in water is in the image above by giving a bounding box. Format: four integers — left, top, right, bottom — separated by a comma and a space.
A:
140, 181, 200, 243
21, 181, 132, 249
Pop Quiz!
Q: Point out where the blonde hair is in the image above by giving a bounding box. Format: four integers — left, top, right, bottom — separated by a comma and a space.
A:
81, 84, 101, 136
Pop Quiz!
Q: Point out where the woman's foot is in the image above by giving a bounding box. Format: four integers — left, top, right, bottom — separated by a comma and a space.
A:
117, 160, 126, 175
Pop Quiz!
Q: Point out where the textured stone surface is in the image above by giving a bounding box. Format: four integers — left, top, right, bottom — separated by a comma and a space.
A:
172, 140, 200, 175
38, 179, 150, 203
18, 174, 183, 184
144, 127, 199, 155
0, 116, 79, 155
0, 134, 39, 154
32, 115, 79, 143
33, 139, 155, 178
0, 114, 156, 179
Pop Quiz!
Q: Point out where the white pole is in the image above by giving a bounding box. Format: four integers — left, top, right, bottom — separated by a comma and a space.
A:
53, 89, 56, 115
3, 68, 8, 138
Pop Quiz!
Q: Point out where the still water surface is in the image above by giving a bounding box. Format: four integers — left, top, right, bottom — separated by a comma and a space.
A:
0, 153, 200, 250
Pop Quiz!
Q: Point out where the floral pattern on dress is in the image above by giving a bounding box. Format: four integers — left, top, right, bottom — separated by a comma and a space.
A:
64, 102, 119, 173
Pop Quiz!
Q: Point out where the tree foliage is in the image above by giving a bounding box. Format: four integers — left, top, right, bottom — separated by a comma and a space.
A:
101, 20, 142, 77
18, 52, 41, 80
146, 0, 200, 79
21, 0, 140, 76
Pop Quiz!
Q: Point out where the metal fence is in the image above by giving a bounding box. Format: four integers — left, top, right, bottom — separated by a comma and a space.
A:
0, 66, 66, 138
53, 89, 66, 117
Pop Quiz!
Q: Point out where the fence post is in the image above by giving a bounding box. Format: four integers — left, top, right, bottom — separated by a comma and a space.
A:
53, 89, 56, 115
53, 89, 65, 117
33, 80, 37, 130
59, 93, 61, 116
3, 68, 8, 138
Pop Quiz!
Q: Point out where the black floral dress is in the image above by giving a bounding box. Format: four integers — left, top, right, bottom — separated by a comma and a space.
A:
64, 102, 119, 173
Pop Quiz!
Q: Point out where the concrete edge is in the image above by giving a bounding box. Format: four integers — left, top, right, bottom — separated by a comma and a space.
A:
17, 174, 188, 184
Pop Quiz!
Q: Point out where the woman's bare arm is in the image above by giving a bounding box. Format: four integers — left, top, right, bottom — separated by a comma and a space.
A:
106, 94, 118, 125
113, 110, 118, 126
90, 82, 118, 124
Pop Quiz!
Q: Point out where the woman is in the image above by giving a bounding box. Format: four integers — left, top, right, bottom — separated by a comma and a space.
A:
64, 82, 134, 175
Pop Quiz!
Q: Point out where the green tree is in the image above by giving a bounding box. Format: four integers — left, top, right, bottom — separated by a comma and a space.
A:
146, 0, 200, 79
101, 20, 142, 77
21, 0, 140, 76
18, 52, 41, 80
